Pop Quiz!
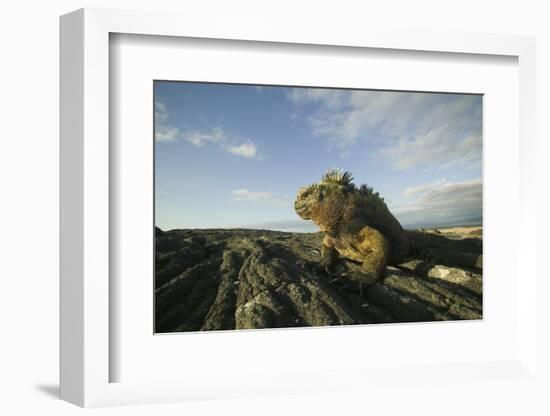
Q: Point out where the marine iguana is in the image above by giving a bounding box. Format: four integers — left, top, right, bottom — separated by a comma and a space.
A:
294, 169, 410, 290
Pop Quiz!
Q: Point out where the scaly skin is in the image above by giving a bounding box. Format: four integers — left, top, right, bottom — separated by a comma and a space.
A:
295, 169, 409, 289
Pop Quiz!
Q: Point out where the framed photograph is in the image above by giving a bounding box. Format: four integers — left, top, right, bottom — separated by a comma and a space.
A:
60, 8, 538, 408
153, 80, 484, 334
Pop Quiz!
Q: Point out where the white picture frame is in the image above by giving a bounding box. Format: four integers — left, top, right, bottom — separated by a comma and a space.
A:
60, 7, 538, 408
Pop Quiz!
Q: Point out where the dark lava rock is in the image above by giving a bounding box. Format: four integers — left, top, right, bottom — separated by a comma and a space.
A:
155, 228, 482, 332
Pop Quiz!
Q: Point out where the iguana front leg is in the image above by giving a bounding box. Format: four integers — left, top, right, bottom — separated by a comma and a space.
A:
319, 235, 339, 273
347, 227, 391, 294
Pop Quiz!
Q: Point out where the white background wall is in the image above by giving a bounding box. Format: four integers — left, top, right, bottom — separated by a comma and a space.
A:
0, 0, 548, 414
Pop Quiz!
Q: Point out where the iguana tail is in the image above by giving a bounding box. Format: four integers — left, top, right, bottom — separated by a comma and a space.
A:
405, 230, 482, 270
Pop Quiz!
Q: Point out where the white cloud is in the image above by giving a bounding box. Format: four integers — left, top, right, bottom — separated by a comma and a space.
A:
155, 101, 180, 142
287, 88, 482, 170
380, 130, 482, 171
403, 178, 447, 198
154, 100, 261, 159
392, 178, 482, 227
155, 101, 168, 123
231, 189, 289, 205
155, 126, 180, 143
224, 142, 258, 159
181, 127, 224, 146
287, 88, 348, 110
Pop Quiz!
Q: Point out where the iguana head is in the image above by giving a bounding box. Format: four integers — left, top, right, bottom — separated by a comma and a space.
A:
294, 169, 354, 230
294, 184, 324, 220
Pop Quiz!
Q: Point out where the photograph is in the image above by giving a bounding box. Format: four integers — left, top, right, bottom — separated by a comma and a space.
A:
154, 81, 483, 333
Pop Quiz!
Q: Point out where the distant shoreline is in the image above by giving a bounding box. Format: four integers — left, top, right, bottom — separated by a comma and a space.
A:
428, 223, 482, 230
157, 224, 483, 234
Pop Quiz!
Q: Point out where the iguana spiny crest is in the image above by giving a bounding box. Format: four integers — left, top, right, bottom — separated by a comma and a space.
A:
295, 169, 388, 231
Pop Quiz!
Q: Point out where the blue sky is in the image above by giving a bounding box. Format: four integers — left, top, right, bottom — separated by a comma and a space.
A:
155, 81, 482, 232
